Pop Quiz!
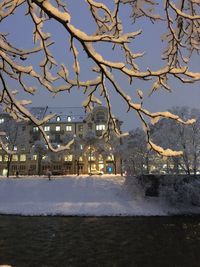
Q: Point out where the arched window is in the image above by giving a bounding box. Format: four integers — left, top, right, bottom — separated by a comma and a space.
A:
67, 116, 72, 122
56, 116, 61, 122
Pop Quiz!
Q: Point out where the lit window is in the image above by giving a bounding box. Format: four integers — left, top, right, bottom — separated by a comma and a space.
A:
0, 118, 4, 124
0, 155, 2, 161
67, 116, 72, 122
66, 125, 72, 131
107, 155, 114, 161
56, 126, 60, 131
32, 155, 37, 160
20, 154, 26, 162
89, 163, 96, 171
44, 126, 50, 132
47, 135, 50, 140
42, 155, 46, 160
4, 155, 8, 162
88, 155, 96, 161
56, 116, 61, 122
20, 165, 26, 170
80, 144, 83, 150
13, 146, 17, 151
12, 155, 18, 162
79, 156, 83, 162
64, 154, 73, 161
78, 125, 83, 132
96, 124, 106, 131
33, 126, 39, 132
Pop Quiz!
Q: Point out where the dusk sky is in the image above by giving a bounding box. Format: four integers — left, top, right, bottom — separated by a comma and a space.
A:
1, 0, 200, 131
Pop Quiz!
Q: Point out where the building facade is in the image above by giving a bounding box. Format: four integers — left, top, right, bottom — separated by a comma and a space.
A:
0, 106, 123, 176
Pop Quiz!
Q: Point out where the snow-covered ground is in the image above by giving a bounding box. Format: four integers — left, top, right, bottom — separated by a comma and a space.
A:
0, 175, 199, 216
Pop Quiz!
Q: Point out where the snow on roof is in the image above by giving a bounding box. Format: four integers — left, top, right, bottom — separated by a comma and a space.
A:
29, 106, 86, 123
29, 107, 47, 120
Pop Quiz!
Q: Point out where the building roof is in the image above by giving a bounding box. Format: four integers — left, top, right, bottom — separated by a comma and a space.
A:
29, 106, 87, 123
29, 107, 47, 120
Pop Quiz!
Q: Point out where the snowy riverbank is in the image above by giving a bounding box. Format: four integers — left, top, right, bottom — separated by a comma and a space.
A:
0, 175, 199, 216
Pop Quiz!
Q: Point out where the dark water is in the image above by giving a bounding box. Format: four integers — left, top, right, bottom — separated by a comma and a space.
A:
0, 216, 200, 267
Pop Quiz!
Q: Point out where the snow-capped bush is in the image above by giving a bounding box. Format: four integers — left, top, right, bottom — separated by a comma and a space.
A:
125, 174, 200, 207
160, 178, 200, 207
123, 176, 146, 199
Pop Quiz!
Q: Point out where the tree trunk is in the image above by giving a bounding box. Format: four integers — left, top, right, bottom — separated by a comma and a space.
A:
145, 154, 149, 174
120, 158, 123, 176
6, 154, 12, 178
77, 160, 79, 176
114, 156, 117, 175
38, 155, 42, 176
193, 152, 197, 175
89, 147, 92, 174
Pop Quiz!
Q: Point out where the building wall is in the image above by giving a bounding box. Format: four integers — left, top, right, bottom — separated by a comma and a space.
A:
0, 106, 123, 176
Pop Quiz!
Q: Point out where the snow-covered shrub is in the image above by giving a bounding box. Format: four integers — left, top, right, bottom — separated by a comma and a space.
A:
183, 180, 200, 206
160, 177, 200, 206
123, 176, 146, 199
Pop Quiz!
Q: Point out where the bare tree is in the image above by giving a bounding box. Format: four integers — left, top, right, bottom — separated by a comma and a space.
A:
71, 136, 83, 176
30, 140, 48, 175
0, 119, 18, 177
0, 0, 200, 156
0, 115, 27, 176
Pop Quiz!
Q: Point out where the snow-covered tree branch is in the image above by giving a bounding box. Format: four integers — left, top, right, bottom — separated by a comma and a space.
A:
1, 0, 200, 155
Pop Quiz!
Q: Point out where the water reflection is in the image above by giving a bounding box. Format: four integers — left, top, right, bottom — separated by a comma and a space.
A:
0, 216, 200, 267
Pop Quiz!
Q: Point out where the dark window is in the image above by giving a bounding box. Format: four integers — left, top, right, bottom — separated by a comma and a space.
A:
11, 165, 18, 171
55, 134, 61, 142
88, 123, 92, 130
96, 112, 105, 122
20, 165, 26, 170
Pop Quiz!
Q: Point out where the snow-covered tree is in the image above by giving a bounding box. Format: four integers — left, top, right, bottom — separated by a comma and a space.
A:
152, 107, 200, 175
107, 133, 124, 175
0, 116, 27, 177
0, 0, 199, 155
122, 128, 151, 176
